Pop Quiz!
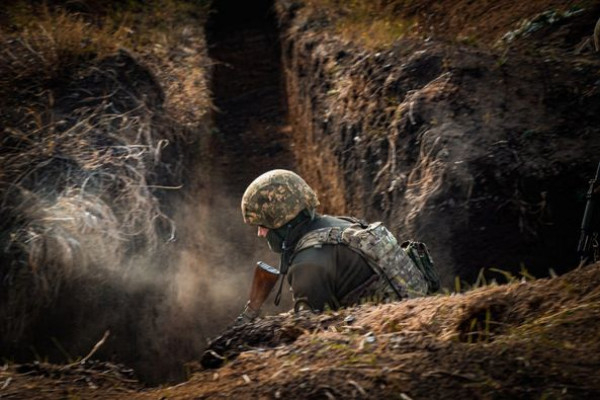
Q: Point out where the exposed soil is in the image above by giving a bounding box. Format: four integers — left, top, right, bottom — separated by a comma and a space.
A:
280, 0, 600, 285
0, 0, 216, 386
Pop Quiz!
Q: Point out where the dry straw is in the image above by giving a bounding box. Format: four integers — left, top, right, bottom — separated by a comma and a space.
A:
0, 3, 190, 345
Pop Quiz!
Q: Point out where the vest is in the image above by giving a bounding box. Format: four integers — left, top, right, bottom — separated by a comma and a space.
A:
292, 218, 432, 302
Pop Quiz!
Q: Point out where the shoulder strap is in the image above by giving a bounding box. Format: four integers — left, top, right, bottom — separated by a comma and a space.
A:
332, 215, 368, 227
294, 226, 343, 251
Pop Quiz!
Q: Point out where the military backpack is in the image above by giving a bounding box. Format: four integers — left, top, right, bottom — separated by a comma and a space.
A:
292, 217, 440, 300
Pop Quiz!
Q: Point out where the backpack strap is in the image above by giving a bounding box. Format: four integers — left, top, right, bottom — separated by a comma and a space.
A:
293, 226, 344, 252
332, 215, 368, 227
401, 240, 440, 294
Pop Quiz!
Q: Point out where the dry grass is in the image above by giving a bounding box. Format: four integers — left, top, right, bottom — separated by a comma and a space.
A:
301, 0, 592, 50
2, 5, 122, 74
0, 1, 211, 349
0, 94, 173, 343
403, 130, 445, 225
3, 266, 600, 399
130, 263, 600, 399
339, 262, 600, 346
335, 14, 415, 49
0, 1, 210, 125
305, 0, 417, 49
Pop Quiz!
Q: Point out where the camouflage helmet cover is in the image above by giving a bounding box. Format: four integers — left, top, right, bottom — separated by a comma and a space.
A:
241, 169, 319, 229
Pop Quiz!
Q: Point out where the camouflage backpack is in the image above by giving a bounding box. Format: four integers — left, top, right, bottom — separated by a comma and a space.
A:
400, 240, 440, 294
293, 218, 440, 301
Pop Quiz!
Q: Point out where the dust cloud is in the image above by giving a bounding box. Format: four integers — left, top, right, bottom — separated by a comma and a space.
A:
112, 181, 285, 384
0, 178, 285, 384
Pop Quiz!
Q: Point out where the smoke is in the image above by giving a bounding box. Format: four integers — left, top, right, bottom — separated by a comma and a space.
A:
166, 175, 282, 321
0, 31, 287, 383
114, 175, 289, 383
15, 184, 280, 384
0, 108, 279, 388
105, 175, 284, 384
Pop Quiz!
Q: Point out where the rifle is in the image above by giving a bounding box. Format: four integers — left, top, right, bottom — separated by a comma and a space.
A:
577, 161, 600, 265
235, 261, 280, 324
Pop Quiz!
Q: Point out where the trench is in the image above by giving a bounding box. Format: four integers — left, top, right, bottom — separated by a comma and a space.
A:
0, 0, 296, 387
149, 0, 299, 378
127, 0, 297, 381
98, 0, 294, 384
206, 0, 293, 195
6, 0, 595, 388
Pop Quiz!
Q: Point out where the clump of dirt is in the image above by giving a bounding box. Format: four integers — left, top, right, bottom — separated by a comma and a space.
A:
276, 0, 600, 285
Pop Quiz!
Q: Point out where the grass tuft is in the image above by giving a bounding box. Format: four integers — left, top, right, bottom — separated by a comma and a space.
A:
305, 0, 417, 49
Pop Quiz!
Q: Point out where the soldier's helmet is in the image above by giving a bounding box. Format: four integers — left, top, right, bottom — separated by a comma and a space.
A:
241, 169, 319, 229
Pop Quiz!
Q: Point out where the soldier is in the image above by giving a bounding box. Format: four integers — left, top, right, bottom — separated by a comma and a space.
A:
241, 169, 432, 313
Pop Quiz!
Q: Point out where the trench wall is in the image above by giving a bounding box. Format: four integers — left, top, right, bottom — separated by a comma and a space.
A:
275, 1, 600, 285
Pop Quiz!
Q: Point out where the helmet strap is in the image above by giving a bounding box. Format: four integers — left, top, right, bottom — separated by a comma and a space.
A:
274, 225, 292, 306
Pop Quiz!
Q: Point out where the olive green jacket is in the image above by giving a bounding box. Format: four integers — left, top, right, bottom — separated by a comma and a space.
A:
284, 215, 376, 311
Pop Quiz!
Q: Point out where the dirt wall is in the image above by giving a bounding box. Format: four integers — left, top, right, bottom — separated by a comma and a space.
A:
0, 2, 225, 384
276, 0, 600, 285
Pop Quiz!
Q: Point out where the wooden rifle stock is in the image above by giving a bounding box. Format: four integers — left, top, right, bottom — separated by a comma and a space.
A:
241, 261, 280, 321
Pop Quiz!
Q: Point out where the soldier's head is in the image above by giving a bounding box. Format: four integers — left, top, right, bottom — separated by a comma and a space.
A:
241, 169, 319, 252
